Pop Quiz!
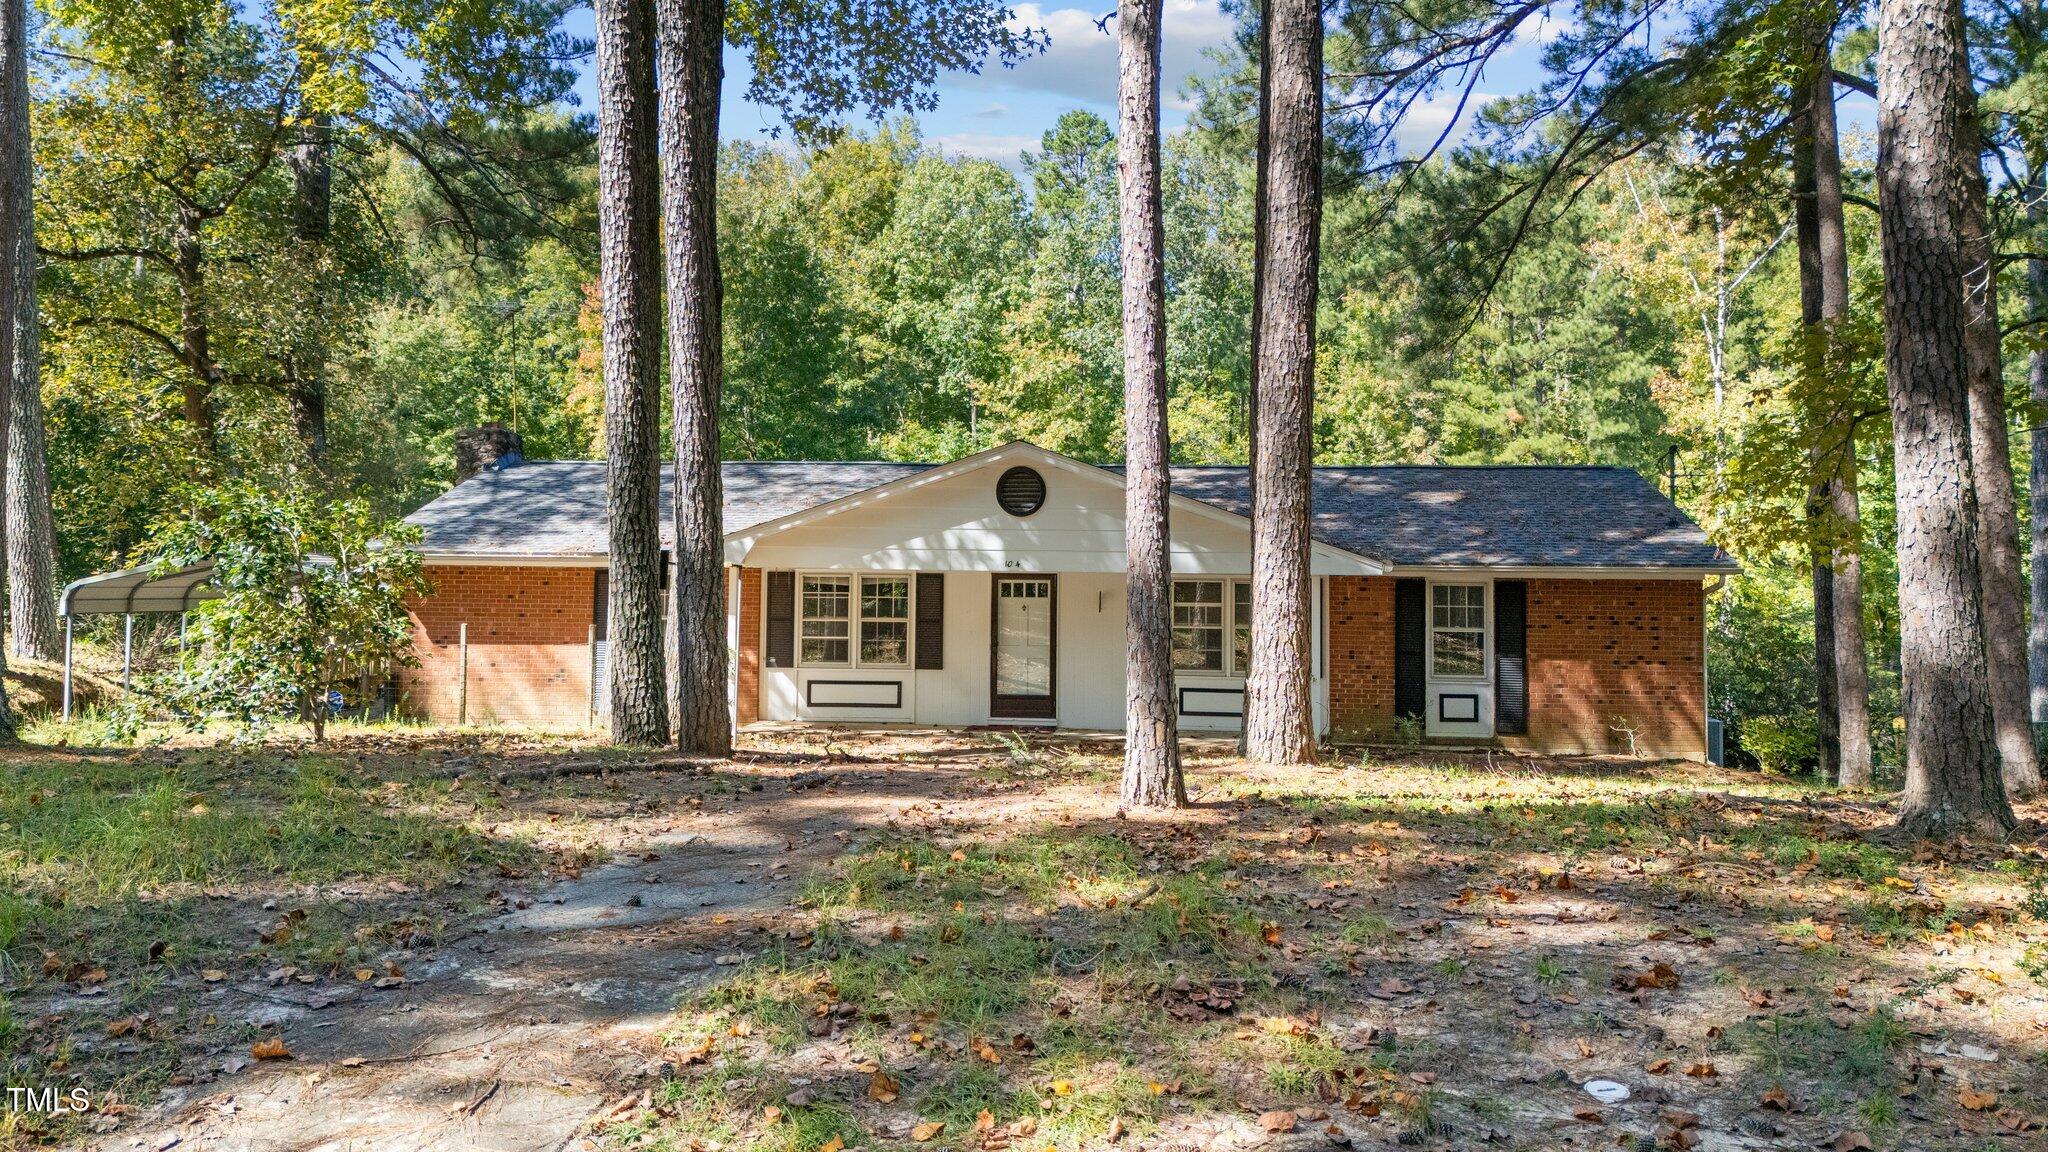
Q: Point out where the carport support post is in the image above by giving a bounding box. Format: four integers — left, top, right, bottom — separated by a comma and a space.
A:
61, 616, 73, 721
122, 614, 134, 693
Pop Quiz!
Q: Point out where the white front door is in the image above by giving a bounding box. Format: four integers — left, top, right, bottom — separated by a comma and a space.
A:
992, 576, 1056, 719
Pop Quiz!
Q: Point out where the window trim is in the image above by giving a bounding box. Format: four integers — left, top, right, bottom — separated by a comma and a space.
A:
794, 571, 916, 670
1426, 579, 1489, 682
1171, 577, 1255, 677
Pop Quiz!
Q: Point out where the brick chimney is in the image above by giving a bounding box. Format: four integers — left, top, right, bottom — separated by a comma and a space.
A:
454, 423, 525, 482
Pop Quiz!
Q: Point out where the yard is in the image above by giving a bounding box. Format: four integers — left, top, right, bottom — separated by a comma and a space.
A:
1, 728, 2043, 1151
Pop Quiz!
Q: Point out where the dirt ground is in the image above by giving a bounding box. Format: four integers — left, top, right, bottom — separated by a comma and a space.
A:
8, 728, 2046, 1152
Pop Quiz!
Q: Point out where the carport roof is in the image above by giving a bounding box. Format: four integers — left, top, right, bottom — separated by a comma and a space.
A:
60, 562, 221, 617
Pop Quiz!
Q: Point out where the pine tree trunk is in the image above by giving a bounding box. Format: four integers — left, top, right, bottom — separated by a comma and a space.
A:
0, 0, 27, 733
1117, 0, 1184, 808
597, 0, 670, 747
655, 0, 730, 755
1959, 132, 2043, 798
1875, 0, 2014, 839
287, 114, 331, 464
1809, 49, 1873, 788
1794, 91, 1842, 785
2026, 156, 2048, 748
1242, 0, 1319, 766
3, 0, 54, 669
1237, 0, 1270, 759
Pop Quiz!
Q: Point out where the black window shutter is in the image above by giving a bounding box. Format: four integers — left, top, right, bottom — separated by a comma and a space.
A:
765, 571, 795, 668
592, 570, 609, 640
1394, 578, 1427, 720
1494, 579, 1528, 735
915, 573, 945, 669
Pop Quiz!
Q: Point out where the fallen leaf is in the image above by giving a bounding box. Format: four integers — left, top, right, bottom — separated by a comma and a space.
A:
1760, 1087, 1790, 1111
250, 1037, 292, 1060
105, 1015, 142, 1037
1259, 1110, 1298, 1133
1050, 1080, 1074, 1096
869, 1070, 901, 1104
1831, 1132, 1872, 1152
974, 1110, 996, 1133
201, 969, 226, 983
911, 1121, 945, 1142
763, 1106, 783, 1125
1107, 1116, 1126, 1142
1958, 1085, 1998, 1112
1683, 1062, 1716, 1078
1644, 1058, 1673, 1075
819, 1136, 845, 1152
1571, 1108, 1604, 1125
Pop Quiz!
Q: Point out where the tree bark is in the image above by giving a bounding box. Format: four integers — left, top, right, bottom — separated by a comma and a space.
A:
0, 0, 22, 728
1794, 94, 1842, 786
2, 0, 53, 669
1958, 131, 2043, 798
1116, 0, 1184, 808
2026, 154, 2048, 748
1875, 0, 2015, 839
1799, 43, 1873, 788
1242, 0, 1319, 766
1236, 0, 1270, 759
597, 0, 670, 747
286, 113, 331, 464
655, 0, 730, 755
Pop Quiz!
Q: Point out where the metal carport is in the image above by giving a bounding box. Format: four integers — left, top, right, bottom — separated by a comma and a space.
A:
57, 562, 218, 719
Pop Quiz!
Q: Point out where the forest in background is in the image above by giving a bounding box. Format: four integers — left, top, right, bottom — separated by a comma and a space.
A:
14, 0, 2032, 774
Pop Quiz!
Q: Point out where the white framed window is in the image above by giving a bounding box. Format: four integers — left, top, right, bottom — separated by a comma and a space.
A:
1172, 578, 1254, 675
1172, 580, 1224, 671
1430, 583, 1486, 678
797, 572, 914, 668
859, 576, 911, 666
800, 574, 851, 665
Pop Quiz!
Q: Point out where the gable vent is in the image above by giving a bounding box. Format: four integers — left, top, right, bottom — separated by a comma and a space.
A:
996, 466, 1046, 517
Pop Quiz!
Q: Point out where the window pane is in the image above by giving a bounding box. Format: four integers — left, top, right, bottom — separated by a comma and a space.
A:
861, 621, 908, 665
1232, 581, 1252, 673
861, 576, 909, 620
1170, 580, 1224, 671
1172, 628, 1223, 671
1434, 630, 1483, 676
800, 575, 850, 664
802, 638, 849, 664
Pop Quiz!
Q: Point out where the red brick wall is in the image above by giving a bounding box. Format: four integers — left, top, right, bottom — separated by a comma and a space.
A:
400, 565, 598, 727
1325, 574, 1705, 758
1328, 576, 1398, 740
736, 567, 762, 725
1518, 578, 1705, 760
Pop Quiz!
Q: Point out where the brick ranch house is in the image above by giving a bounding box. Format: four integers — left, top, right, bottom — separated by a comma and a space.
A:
396, 440, 1737, 758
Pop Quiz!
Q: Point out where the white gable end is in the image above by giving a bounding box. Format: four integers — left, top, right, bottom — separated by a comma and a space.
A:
725, 443, 1381, 576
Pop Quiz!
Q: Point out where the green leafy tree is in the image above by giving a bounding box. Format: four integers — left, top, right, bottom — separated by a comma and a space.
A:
149, 480, 430, 741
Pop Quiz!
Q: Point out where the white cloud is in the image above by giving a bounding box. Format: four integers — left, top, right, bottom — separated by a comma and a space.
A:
962, 0, 1238, 108
929, 132, 1044, 165
1388, 89, 1500, 156
974, 102, 1013, 119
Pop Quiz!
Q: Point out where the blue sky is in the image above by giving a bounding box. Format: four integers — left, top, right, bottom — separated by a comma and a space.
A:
560, 1, 1577, 170
557, 5, 1877, 170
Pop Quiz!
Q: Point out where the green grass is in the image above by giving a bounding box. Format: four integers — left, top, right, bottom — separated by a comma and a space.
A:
0, 750, 524, 984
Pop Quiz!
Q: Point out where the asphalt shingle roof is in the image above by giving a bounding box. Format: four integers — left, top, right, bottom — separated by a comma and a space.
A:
404, 459, 1734, 571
